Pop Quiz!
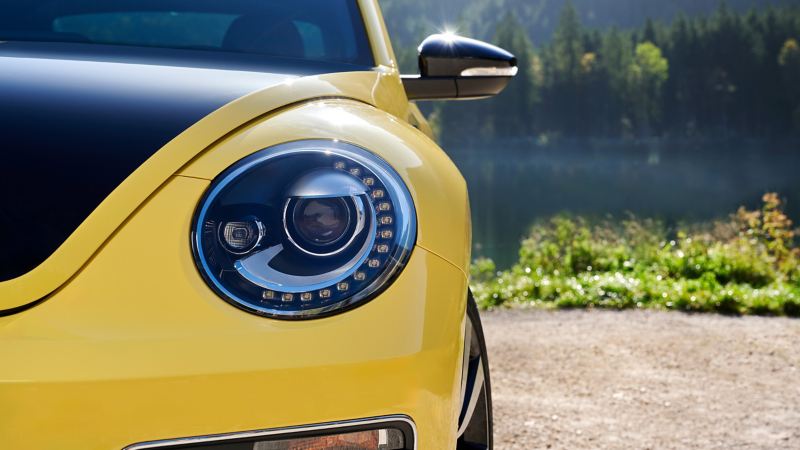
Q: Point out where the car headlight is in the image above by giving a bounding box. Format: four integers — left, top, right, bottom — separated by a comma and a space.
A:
192, 140, 416, 319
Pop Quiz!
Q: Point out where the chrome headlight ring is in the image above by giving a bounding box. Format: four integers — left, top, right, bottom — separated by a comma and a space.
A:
191, 140, 417, 319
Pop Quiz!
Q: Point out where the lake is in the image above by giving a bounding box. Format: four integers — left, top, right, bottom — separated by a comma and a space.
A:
444, 138, 800, 268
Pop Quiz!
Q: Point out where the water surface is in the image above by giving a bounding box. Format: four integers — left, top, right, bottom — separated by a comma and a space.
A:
446, 139, 800, 268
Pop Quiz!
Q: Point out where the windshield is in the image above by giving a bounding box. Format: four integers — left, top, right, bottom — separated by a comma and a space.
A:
0, 0, 374, 66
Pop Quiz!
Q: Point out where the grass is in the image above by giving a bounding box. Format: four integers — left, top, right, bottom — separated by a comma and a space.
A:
471, 193, 800, 316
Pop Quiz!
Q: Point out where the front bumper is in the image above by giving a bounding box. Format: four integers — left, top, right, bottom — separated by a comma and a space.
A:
124, 415, 415, 449
0, 177, 468, 450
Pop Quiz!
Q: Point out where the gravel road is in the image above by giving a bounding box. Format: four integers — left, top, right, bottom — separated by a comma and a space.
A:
482, 309, 800, 450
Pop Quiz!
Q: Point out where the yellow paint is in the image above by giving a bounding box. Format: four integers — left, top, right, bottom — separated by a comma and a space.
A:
0, 71, 405, 310
0, 0, 430, 311
1, 0, 473, 447
359, 0, 399, 70
0, 177, 467, 449
181, 99, 471, 276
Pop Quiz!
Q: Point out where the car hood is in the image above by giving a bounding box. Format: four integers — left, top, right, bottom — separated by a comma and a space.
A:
0, 43, 304, 283
0, 42, 396, 311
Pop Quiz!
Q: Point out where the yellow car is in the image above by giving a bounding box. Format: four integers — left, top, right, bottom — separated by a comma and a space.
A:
0, 1, 516, 449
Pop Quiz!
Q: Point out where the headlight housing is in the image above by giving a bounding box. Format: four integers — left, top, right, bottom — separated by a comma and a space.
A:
192, 140, 416, 319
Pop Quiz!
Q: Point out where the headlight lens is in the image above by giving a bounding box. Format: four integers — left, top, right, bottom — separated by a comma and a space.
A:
192, 140, 416, 319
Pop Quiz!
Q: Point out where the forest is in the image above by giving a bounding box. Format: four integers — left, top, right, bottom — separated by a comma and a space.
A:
381, 1, 800, 142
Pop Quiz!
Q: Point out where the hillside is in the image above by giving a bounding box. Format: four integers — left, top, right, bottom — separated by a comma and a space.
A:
378, 0, 800, 141
379, 0, 797, 48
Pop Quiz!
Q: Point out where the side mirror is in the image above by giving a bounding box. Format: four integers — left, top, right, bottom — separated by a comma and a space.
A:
401, 34, 517, 101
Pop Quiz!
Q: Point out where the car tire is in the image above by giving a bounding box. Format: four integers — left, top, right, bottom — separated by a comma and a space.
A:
456, 291, 493, 450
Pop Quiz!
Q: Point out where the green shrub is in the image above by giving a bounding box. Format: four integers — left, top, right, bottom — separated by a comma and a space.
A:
471, 193, 800, 316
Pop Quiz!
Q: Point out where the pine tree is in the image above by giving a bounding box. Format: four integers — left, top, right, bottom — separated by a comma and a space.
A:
553, 1, 585, 83
550, 1, 586, 134
490, 13, 538, 137
599, 27, 633, 135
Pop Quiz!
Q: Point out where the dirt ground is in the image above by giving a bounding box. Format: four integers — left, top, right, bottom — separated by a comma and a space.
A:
482, 309, 800, 450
